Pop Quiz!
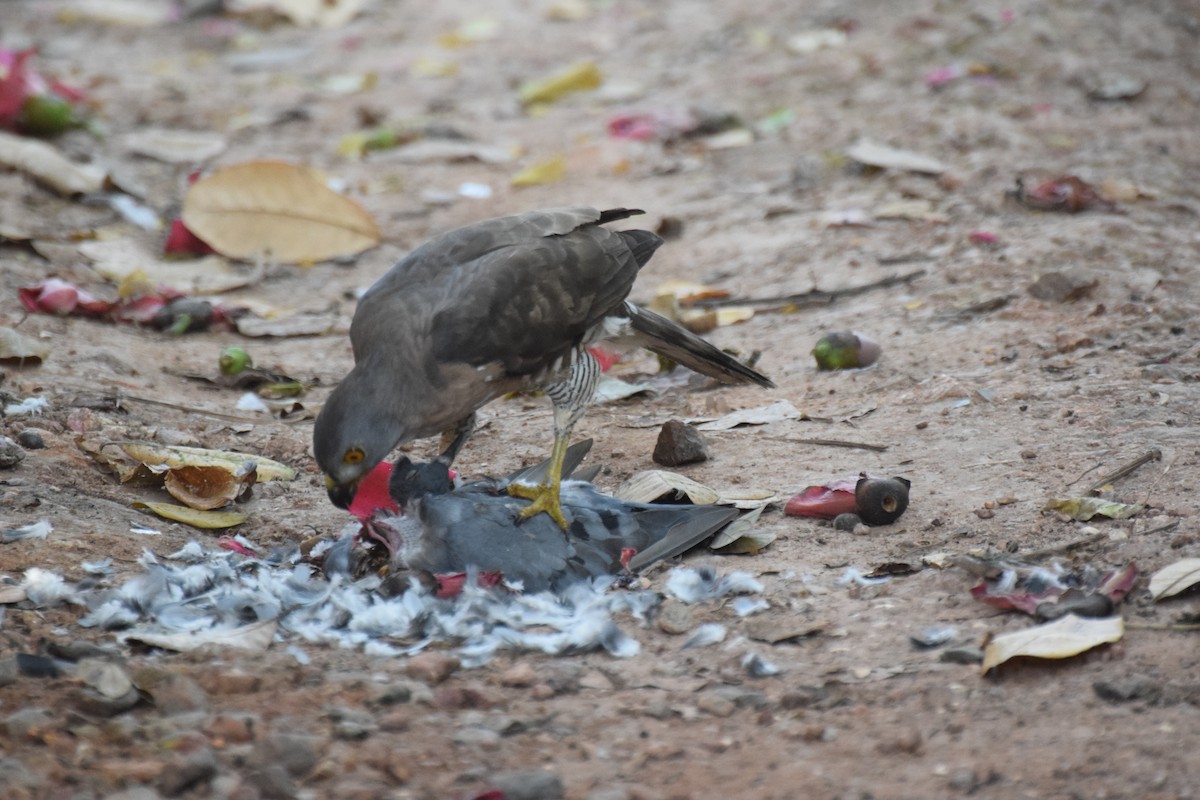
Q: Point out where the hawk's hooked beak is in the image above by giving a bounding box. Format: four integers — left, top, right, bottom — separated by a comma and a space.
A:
325, 474, 360, 510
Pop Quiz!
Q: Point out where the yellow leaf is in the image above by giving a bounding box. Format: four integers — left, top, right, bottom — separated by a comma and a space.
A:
1148, 558, 1200, 601
116, 442, 297, 482
511, 155, 566, 187
518, 60, 602, 105
164, 464, 255, 510
134, 502, 248, 529
615, 471, 719, 505
981, 614, 1124, 674
182, 160, 380, 263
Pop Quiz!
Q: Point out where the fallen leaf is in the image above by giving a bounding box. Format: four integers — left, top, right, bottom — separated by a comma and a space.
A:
981, 614, 1123, 673
0, 326, 50, 365
519, 60, 602, 105
615, 470, 719, 505
593, 374, 654, 402
511, 155, 566, 187
846, 139, 948, 175
694, 399, 801, 431
123, 619, 277, 653
79, 239, 258, 295
709, 505, 766, 549
133, 501, 248, 529
655, 280, 732, 304
786, 28, 848, 54
163, 464, 256, 510
182, 160, 380, 263
226, 0, 366, 27
0, 130, 106, 194
120, 128, 227, 163
117, 442, 296, 482
1044, 497, 1143, 521
0, 585, 27, 604
1148, 558, 1200, 601
370, 139, 515, 165
234, 309, 340, 338
57, 0, 175, 25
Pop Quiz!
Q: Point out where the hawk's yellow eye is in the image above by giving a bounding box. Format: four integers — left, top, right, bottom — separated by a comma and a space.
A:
343, 448, 365, 465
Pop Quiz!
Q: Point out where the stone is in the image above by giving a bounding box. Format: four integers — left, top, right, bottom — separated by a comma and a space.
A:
0, 436, 25, 469
15, 430, 45, 449
5, 708, 54, 741
148, 673, 209, 715
157, 745, 218, 797
405, 652, 461, 685
652, 420, 710, 467
489, 769, 565, 800
256, 729, 322, 778
696, 693, 736, 717
497, 662, 537, 688
655, 598, 693, 635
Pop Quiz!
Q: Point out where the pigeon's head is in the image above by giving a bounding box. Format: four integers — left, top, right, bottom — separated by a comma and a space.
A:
388, 456, 454, 509
313, 370, 405, 509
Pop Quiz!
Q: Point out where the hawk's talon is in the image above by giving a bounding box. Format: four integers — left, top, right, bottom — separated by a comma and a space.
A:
509, 481, 569, 530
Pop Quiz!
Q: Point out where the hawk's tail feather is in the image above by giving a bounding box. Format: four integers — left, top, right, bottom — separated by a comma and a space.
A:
597, 207, 645, 224
619, 229, 665, 268
625, 304, 776, 388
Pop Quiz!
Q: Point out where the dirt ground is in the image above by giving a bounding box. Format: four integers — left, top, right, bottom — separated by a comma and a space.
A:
2, 1, 1200, 798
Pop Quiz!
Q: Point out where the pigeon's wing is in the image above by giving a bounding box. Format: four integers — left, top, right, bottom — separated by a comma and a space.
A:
625, 505, 742, 573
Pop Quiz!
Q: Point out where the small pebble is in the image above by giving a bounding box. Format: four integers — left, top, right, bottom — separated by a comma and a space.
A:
0, 437, 25, 469
15, 430, 44, 450
696, 693, 736, 717
655, 598, 693, 634
489, 769, 565, 800
498, 662, 537, 688
405, 652, 461, 685
832, 513, 861, 532
652, 419, 710, 467
157, 745, 218, 797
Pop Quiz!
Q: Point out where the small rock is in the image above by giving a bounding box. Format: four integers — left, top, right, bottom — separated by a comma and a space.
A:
5, 708, 54, 740
652, 419, 710, 467
15, 430, 45, 450
696, 693, 736, 717
0, 437, 25, 469
256, 729, 322, 777
655, 598, 693, 634
378, 709, 410, 733
147, 673, 209, 715
641, 700, 677, 720
405, 652, 461, 685
948, 767, 980, 793
328, 776, 394, 800
876, 728, 924, 755
204, 714, 255, 744
199, 668, 261, 695
498, 662, 537, 688
586, 788, 632, 800
105, 788, 165, 800
1093, 675, 1163, 704
435, 685, 492, 710
579, 670, 615, 691
489, 769, 565, 800
246, 765, 297, 800
1027, 271, 1098, 303
327, 707, 375, 741
832, 513, 861, 531
157, 745, 218, 797
0, 757, 45, 794
713, 686, 767, 710
452, 726, 501, 747
940, 647, 984, 665
0, 656, 18, 687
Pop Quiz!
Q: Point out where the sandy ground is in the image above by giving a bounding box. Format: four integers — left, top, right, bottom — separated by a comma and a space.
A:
2, 1, 1200, 798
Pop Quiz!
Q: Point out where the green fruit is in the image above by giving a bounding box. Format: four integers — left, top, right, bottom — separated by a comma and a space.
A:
812, 331, 881, 370
18, 93, 82, 136
219, 346, 252, 376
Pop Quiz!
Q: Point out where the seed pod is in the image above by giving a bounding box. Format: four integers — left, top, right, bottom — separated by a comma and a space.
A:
219, 346, 252, 376
812, 331, 881, 370
854, 475, 910, 525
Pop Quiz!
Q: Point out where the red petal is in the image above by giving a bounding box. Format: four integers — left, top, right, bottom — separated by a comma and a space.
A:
0, 49, 39, 123
784, 482, 859, 519
348, 460, 398, 522
164, 218, 217, 255
112, 295, 167, 324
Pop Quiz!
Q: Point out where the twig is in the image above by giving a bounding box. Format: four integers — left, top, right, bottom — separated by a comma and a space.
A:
1022, 530, 1109, 560
1138, 520, 1180, 536
765, 436, 889, 452
118, 393, 261, 423
1086, 448, 1163, 494
693, 269, 926, 309
1124, 622, 1200, 632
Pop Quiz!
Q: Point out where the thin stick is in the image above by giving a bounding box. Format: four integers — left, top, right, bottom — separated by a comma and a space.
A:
1022, 531, 1108, 560
1086, 448, 1163, 494
117, 393, 261, 423
1124, 622, 1200, 632
1138, 520, 1180, 536
693, 269, 926, 309
765, 436, 889, 452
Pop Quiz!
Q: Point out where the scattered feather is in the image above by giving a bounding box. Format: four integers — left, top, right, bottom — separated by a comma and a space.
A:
731, 596, 769, 617
4, 396, 49, 416
682, 623, 727, 649
21, 568, 79, 607
742, 652, 782, 677
2, 519, 52, 542
666, 566, 764, 603
837, 566, 890, 586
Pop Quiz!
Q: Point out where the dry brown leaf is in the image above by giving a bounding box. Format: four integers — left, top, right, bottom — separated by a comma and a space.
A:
981, 614, 1124, 674
615, 471, 719, 505
182, 160, 380, 263
120, 128, 228, 163
0, 130, 106, 195
1148, 558, 1200, 601
133, 501, 248, 529
163, 464, 256, 510
79, 238, 258, 295
0, 327, 51, 365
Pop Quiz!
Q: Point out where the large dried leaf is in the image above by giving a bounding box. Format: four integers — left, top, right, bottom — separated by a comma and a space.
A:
117, 442, 296, 482
0, 327, 50, 365
846, 139, 948, 175
981, 614, 1124, 674
709, 505, 766, 549
133, 501, 248, 529
1148, 558, 1200, 601
226, 0, 366, 27
120, 128, 228, 163
182, 161, 380, 263
1044, 497, 1143, 521
694, 399, 801, 431
123, 619, 277, 653
163, 464, 256, 510
79, 238, 258, 295
0, 130, 106, 195
615, 471, 719, 505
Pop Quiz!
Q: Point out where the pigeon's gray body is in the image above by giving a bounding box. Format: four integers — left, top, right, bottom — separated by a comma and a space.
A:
376, 441, 741, 594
